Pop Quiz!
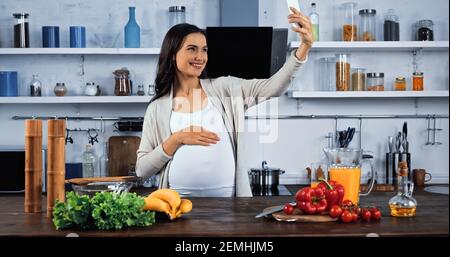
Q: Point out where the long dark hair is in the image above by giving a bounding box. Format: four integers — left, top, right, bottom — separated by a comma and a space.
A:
151, 23, 207, 103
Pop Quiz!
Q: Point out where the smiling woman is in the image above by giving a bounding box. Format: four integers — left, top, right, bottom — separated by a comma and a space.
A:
136, 14, 313, 197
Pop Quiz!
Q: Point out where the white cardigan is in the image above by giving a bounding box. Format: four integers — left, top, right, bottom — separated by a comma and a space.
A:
136, 51, 307, 197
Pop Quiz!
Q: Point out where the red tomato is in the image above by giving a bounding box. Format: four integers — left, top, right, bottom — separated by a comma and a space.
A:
370, 208, 382, 220
361, 209, 371, 222
342, 199, 354, 207
351, 212, 358, 222
340, 210, 354, 223
283, 203, 295, 215
329, 205, 343, 218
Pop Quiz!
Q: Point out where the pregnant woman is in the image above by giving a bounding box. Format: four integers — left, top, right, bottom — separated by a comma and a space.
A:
136, 7, 312, 197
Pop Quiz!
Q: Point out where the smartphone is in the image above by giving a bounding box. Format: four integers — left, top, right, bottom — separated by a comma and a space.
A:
286, 0, 302, 28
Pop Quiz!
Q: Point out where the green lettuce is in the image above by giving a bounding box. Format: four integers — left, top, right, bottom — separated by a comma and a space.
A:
52, 191, 155, 230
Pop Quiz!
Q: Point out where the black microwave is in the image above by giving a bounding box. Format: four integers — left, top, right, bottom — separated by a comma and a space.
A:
0, 146, 47, 193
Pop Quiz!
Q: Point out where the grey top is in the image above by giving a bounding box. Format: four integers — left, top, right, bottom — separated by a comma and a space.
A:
135, 50, 307, 197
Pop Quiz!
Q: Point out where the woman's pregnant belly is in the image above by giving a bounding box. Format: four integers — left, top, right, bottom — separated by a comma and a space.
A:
168, 132, 235, 189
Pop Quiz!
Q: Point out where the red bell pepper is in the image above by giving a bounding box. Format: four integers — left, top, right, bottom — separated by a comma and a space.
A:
295, 187, 327, 214
317, 178, 345, 211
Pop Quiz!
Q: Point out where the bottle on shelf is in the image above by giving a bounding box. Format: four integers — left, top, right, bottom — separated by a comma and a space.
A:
309, 3, 319, 41
29, 75, 42, 97
99, 142, 109, 177
81, 144, 98, 178
124, 6, 140, 48
389, 161, 417, 217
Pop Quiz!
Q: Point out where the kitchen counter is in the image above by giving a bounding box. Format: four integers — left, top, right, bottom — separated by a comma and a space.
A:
0, 186, 447, 237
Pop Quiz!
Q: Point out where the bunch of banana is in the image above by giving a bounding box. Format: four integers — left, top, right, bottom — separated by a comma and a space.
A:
143, 189, 192, 220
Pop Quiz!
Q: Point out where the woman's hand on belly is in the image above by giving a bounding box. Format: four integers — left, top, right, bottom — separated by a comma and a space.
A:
163, 126, 220, 156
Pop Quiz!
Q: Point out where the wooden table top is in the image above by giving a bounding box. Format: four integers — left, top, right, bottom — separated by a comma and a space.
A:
0, 186, 447, 237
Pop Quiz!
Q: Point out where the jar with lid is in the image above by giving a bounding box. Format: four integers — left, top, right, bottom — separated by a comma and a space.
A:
415, 20, 434, 41
366, 73, 385, 91
394, 77, 407, 91
319, 57, 336, 91
113, 68, 132, 96
335, 53, 351, 91
148, 84, 155, 96
84, 82, 97, 96
359, 9, 377, 41
137, 85, 145, 96
341, 2, 358, 41
351, 68, 366, 91
169, 6, 186, 29
13, 13, 30, 48
384, 9, 400, 41
412, 71, 424, 91
54, 82, 67, 96
29, 74, 42, 96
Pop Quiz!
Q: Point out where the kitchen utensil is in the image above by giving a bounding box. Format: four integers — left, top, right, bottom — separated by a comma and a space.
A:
108, 136, 140, 177
344, 127, 355, 147
255, 202, 295, 218
71, 181, 133, 197
248, 161, 285, 190
395, 131, 402, 153
260, 206, 338, 222
388, 136, 394, 153
66, 176, 139, 185
401, 132, 407, 153
402, 122, 408, 139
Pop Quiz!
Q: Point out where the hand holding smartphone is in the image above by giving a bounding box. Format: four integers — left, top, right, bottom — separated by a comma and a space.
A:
286, 0, 302, 28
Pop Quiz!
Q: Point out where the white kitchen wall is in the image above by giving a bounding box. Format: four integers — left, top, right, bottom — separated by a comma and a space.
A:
0, 0, 448, 185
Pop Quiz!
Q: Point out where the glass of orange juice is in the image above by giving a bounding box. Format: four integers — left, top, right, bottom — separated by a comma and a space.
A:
310, 163, 328, 188
328, 165, 361, 204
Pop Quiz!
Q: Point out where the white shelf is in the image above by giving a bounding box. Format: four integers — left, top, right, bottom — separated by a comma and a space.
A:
0, 96, 153, 104
0, 48, 160, 55
287, 90, 450, 98
289, 41, 449, 51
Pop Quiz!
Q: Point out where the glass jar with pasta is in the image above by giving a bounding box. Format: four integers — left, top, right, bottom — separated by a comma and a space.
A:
336, 53, 351, 91
342, 2, 358, 41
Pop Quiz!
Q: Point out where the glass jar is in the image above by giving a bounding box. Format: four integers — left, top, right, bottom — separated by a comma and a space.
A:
335, 53, 351, 91
359, 9, 377, 41
341, 2, 358, 41
29, 74, 42, 96
113, 68, 132, 96
394, 77, 407, 91
351, 68, 366, 91
384, 9, 400, 41
412, 71, 424, 91
366, 73, 385, 91
148, 84, 155, 96
319, 57, 336, 91
84, 82, 97, 96
415, 20, 434, 41
137, 85, 145, 96
169, 6, 186, 29
54, 82, 67, 96
13, 13, 30, 48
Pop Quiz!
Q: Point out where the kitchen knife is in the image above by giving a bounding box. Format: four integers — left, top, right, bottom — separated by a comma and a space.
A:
403, 122, 408, 140
388, 136, 393, 153
255, 202, 296, 218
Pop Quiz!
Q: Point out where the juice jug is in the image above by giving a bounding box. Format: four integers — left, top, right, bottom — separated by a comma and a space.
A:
324, 148, 375, 205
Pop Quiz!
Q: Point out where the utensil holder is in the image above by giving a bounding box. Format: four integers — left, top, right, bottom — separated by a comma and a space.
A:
385, 152, 398, 186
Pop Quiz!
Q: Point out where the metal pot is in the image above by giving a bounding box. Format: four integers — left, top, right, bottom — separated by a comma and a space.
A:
248, 161, 285, 189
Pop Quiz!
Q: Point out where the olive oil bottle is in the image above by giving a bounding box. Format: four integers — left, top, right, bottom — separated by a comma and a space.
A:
389, 161, 417, 217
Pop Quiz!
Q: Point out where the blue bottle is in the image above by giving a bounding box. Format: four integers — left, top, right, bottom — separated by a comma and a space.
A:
124, 6, 140, 48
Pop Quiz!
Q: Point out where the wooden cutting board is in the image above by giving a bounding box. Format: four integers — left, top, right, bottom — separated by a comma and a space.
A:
264, 206, 338, 222
108, 136, 141, 177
